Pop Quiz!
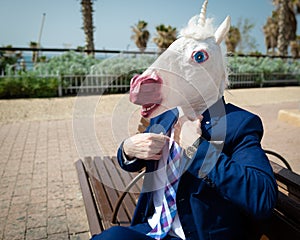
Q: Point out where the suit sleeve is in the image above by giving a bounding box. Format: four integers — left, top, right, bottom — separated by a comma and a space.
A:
117, 141, 147, 172
192, 114, 278, 219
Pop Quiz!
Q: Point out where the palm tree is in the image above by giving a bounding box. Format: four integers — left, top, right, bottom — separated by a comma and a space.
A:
153, 24, 177, 53
29, 41, 38, 63
263, 12, 279, 55
225, 26, 241, 53
277, 0, 290, 56
131, 20, 150, 52
274, 0, 300, 13
0, 45, 22, 74
81, 0, 95, 56
272, 0, 298, 56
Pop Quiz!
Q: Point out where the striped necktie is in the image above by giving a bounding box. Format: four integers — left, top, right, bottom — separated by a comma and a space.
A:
147, 140, 182, 239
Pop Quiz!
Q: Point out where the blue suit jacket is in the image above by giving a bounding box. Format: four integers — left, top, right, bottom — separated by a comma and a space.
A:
117, 97, 278, 240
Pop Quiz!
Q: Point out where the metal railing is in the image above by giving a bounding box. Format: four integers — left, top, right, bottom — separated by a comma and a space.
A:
59, 74, 130, 96
0, 72, 298, 98
58, 72, 300, 95
228, 72, 299, 88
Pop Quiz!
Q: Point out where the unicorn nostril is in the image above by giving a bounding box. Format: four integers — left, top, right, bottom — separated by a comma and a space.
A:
130, 74, 141, 86
130, 72, 162, 88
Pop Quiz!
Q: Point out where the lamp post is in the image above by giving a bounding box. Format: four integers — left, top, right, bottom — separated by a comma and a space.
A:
35, 13, 46, 63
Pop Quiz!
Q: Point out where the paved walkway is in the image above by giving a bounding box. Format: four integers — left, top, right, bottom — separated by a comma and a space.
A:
0, 87, 299, 239
0, 120, 90, 239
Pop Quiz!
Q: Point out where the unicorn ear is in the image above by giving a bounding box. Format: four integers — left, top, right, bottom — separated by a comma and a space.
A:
215, 16, 231, 45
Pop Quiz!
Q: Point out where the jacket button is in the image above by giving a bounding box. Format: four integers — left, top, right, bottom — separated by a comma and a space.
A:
203, 176, 215, 187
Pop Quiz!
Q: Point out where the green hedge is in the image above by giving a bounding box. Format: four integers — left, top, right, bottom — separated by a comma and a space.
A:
0, 72, 59, 98
0, 52, 299, 99
34, 51, 100, 75
228, 56, 300, 75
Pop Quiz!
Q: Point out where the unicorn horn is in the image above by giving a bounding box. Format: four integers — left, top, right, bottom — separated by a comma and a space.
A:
198, 0, 208, 26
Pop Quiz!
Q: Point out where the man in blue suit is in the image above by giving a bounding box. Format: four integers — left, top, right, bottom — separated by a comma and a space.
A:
91, 1, 278, 239
92, 97, 278, 240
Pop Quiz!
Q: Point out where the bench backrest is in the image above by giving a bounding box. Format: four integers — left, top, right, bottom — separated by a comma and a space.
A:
258, 160, 300, 239
76, 154, 300, 239
76, 156, 143, 235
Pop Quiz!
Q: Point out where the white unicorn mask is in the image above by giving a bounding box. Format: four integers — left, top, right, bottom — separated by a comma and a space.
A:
130, 0, 231, 119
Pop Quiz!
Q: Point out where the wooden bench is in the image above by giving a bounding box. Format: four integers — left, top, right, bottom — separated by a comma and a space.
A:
75, 151, 300, 239
75, 156, 145, 235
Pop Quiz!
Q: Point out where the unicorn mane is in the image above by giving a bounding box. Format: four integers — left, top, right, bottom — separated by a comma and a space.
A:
179, 16, 216, 40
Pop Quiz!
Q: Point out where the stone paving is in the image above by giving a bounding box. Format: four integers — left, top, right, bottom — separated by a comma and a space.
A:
0, 120, 90, 239
0, 87, 299, 239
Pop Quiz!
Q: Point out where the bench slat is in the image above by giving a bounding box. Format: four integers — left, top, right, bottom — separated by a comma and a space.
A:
262, 209, 300, 239
85, 157, 113, 230
111, 156, 142, 194
270, 161, 300, 200
110, 156, 142, 207
276, 191, 300, 226
77, 156, 300, 239
102, 156, 136, 223
75, 159, 102, 236
93, 157, 131, 225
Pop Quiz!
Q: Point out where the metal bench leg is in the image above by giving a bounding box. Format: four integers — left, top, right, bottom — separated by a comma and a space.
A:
111, 170, 145, 224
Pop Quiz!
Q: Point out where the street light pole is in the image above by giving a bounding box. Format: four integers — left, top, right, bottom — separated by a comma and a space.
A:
36, 13, 46, 62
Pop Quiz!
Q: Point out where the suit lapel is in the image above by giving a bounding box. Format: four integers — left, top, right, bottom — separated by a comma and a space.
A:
146, 108, 179, 134
201, 97, 226, 141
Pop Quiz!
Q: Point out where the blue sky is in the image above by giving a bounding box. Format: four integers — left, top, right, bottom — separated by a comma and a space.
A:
1, 0, 299, 53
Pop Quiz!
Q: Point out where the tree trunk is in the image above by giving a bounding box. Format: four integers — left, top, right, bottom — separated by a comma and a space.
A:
81, 0, 95, 56
277, 0, 289, 56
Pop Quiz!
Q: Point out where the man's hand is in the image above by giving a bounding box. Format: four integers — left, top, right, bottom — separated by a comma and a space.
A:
123, 133, 169, 160
174, 108, 203, 150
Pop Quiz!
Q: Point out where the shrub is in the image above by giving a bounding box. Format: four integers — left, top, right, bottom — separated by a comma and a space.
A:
91, 54, 157, 75
33, 51, 100, 75
228, 56, 300, 74
0, 71, 59, 98
1, 53, 299, 98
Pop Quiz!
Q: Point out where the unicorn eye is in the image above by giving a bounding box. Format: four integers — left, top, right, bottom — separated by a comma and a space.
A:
192, 50, 209, 63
